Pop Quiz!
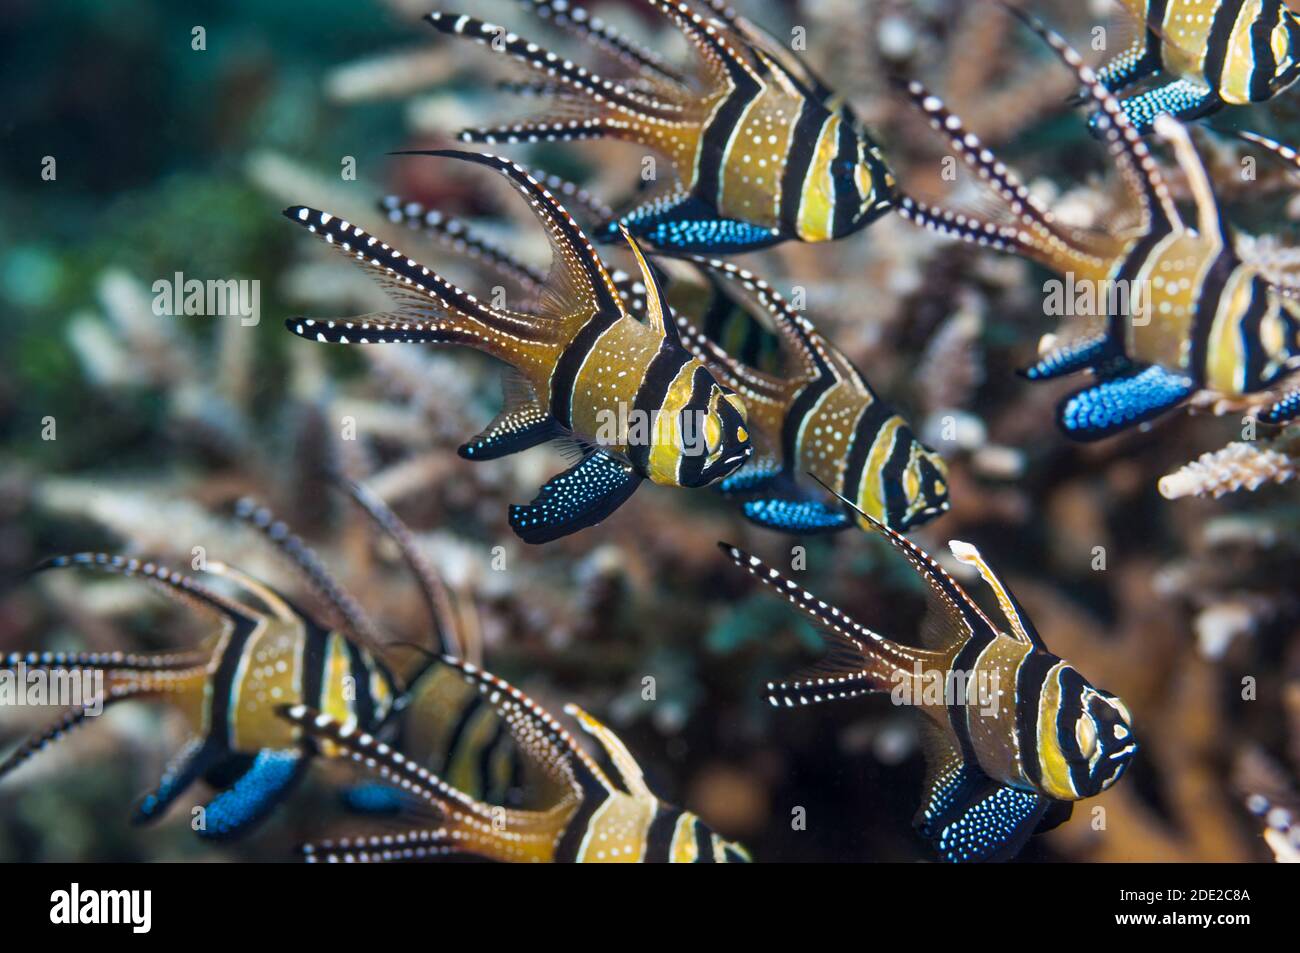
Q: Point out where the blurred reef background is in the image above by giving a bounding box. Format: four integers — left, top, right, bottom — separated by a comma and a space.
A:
2, 0, 1300, 861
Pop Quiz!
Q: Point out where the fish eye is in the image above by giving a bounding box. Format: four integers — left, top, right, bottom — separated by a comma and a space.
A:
736, 426, 748, 443
933, 479, 946, 496
1076, 715, 1098, 760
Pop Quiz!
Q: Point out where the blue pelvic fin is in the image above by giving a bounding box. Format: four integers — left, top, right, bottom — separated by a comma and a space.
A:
1035, 799, 1074, 835
1100, 79, 1219, 136
133, 736, 223, 825
742, 496, 851, 535
717, 458, 786, 497
197, 749, 306, 840
916, 729, 1050, 863
1057, 363, 1194, 441
508, 450, 644, 544
1020, 334, 1115, 381
1261, 388, 1300, 425
599, 191, 782, 253
340, 782, 410, 816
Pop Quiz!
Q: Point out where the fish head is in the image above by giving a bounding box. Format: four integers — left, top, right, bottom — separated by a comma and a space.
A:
1059, 672, 1137, 798
892, 433, 951, 530
650, 368, 752, 488
828, 112, 895, 239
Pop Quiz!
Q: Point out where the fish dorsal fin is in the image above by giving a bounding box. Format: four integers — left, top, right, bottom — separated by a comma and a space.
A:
646, 0, 762, 92
563, 704, 654, 800
947, 541, 1044, 649
619, 224, 679, 346
339, 478, 463, 661
687, 256, 830, 383
442, 658, 615, 799
1153, 116, 1230, 245
402, 150, 624, 325
809, 477, 994, 651
202, 561, 301, 626
230, 499, 381, 648
37, 553, 264, 636
1007, 6, 1181, 235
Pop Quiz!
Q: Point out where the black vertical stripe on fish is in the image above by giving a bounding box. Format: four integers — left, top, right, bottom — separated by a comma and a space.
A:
1240, 278, 1272, 388
343, 639, 375, 728
548, 312, 619, 427
1190, 248, 1242, 387
696, 74, 761, 204
780, 102, 824, 235
301, 624, 327, 720
628, 344, 691, 472
1056, 667, 1090, 794
1205, 0, 1242, 89
209, 619, 260, 749
947, 632, 995, 768
645, 805, 681, 863
831, 111, 860, 235
839, 398, 895, 510
881, 423, 915, 528
553, 790, 602, 862
676, 364, 722, 486
782, 376, 835, 468
694, 820, 716, 863
1250, 1, 1283, 102
1015, 651, 1059, 791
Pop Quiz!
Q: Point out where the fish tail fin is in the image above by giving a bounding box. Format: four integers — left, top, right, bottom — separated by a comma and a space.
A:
280, 704, 572, 863
718, 543, 939, 708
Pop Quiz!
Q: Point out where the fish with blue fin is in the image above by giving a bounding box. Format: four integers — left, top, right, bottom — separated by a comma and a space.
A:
1094, 1, 1300, 135
424, 0, 894, 253
897, 6, 1300, 441
1, 538, 399, 841
283, 150, 752, 543
666, 255, 949, 533
721, 484, 1136, 862
280, 657, 751, 863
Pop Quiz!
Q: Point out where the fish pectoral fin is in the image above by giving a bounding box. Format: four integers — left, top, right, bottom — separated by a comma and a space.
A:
742, 496, 850, 535
1262, 388, 1300, 425
602, 192, 782, 254
1019, 333, 1115, 381
1035, 799, 1074, 835
508, 451, 644, 544
915, 742, 1050, 863
196, 749, 307, 841
340, 782, 411, 816
133, 736, 224, 825
1057, 363, 1194, 441
458, 402, 562, 461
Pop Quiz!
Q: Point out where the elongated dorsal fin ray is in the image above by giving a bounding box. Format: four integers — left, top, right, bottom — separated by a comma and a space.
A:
947, 541, 1043, 649
563, 703, 653, 799
806, 476, 995, 646
378, 195, 548, 298
1153, 116, 1229, 242
514, 0, 690, 88
339, 479, 463, 661
1001, 3, 1181, 234
36, 553, 264, 634
718, 542, 941, 680
230, 500, 380, 646
397, 150, 625, 325
682, 255, 830, 384
437, 657, 615, 798
619, 224, 678, 345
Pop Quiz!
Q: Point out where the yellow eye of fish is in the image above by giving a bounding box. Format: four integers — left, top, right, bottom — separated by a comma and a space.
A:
934, 480, 946, 496
736, 426, 748, 443
1076, 715, 1098, 759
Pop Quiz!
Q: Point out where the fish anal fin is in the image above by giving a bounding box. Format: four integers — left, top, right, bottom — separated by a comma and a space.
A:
915, 726, 1049, 863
